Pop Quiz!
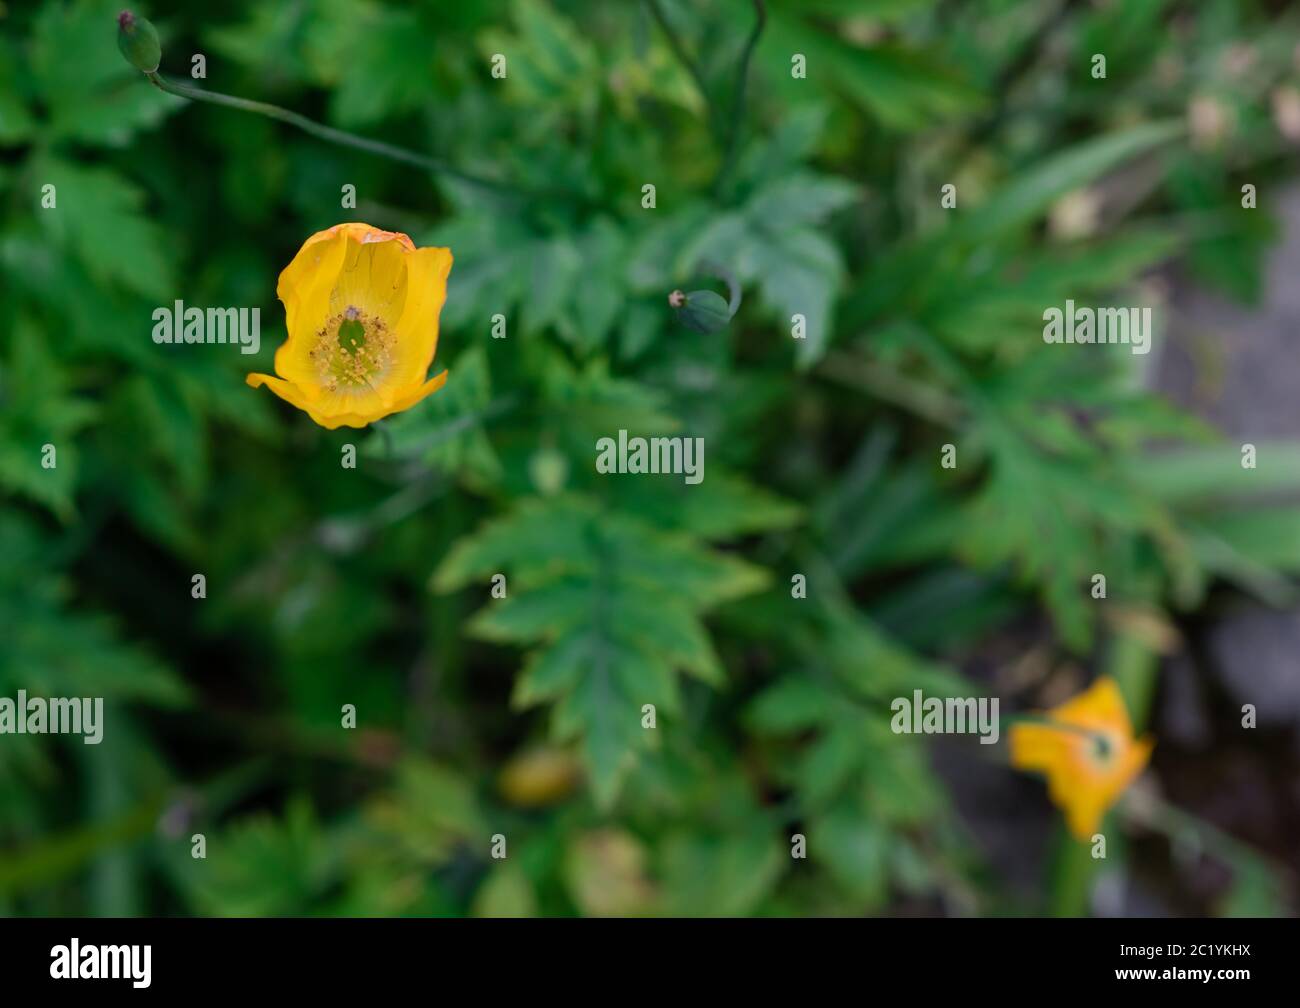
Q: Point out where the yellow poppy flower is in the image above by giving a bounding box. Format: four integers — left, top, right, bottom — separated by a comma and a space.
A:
247, 222, 453, 429
1009, 677, 1153, 840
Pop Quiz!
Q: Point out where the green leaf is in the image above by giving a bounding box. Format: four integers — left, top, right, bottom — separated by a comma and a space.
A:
190, 799, 338, 916
958, 121, 1185, 241
473, 863, 537, 917
304, 5, 436, 127
745, 173, 857, 230
435, 494, 771, 806
481, 0, 601, 113
659, 828, 784, 916
607, 468, 802, 540
752, 229, 844, 365
365, 345, 503, 489
32, 156, 175, 300
31, 0, 179, 146
0, 320, 96, 518
762, 5, 981, 129
680, 171, 852, 363
0, 39, 36, 145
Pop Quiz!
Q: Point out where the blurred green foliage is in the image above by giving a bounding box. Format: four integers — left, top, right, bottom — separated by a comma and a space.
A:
1, 0, 1298, 916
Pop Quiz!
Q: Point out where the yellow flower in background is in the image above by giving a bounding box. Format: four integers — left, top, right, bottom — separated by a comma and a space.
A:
498, 746, 581, 808
247, 222, 452, 429
1009, 677, 1153, 840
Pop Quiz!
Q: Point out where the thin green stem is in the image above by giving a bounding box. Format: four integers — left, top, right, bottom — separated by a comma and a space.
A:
1047, 631, 1159, 916
698, 258, 742, 314
143, 71, 591, 207
714, 0, 767, 197
819, 349, 964, 427
1136, 794, 1290, 882
644, 0, 720, 134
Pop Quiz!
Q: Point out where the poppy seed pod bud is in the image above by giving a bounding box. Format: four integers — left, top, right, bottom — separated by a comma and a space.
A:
673, 289, 733, 334
117, 10, 161, 74
529, 446, 569, 496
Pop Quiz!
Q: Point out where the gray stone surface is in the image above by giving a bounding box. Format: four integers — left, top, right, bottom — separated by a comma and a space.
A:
1154, 185, 1300, 725
1155, 185, 1300, 440
1206, 606, 1300, 724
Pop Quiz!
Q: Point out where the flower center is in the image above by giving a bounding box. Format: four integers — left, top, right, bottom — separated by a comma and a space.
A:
309, 305, 395, 393
1090, 731, 1115, 766
338, 318, 366, 352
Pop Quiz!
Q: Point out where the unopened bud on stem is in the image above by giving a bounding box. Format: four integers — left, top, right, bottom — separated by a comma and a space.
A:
117, 10, 161, 74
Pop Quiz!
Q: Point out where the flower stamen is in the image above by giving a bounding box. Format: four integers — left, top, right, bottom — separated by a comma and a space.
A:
309, 306, 395, 393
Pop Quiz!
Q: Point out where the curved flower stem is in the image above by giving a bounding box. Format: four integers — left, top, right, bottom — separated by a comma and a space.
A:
699, 259, 742, 315
714, 0, 767, 198
143, 71, 592, 207
643, 0, 721, 136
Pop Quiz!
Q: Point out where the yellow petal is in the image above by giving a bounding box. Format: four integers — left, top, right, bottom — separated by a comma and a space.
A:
247, 372, 356, 428
307, 222, 416, 250
1008, 721, 1073, 773
276, 229, 350, 367
389, 246, 453, 389
248, 370, 449, 429
327, 230, 412, 323
385, 370, 449, 415
1058, 785, 1110, 839
305, 383, 393, 427
1050, 677, 1134, 734
246, 372, 319, 414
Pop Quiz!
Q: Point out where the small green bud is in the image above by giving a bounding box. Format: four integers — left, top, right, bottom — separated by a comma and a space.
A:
673, 289, 732, 334
528, 446, 569, 496
117, 10, 161, 74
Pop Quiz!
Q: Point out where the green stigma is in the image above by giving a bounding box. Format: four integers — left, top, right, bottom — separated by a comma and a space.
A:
337, 318, 366, 353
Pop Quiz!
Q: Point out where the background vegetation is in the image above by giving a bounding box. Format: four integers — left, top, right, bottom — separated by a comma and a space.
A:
1, 0, 1298, 916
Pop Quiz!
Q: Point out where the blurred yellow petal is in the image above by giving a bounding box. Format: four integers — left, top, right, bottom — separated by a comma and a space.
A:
1050, 677, 1133, 732
498, 746, 581, 808
1007, 721, 1071, 771
1059, 788, 1110, 839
